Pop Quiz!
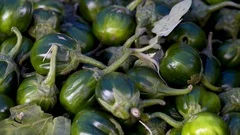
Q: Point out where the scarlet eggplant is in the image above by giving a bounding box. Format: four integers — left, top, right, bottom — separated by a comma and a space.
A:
30, 33, 106, 76
0, 94, 15, 121
71, 109, 124, 135
167, 21, 207, 51
78, 0, 113, 23
0, 0, 33, 42
17, 45, 58, 111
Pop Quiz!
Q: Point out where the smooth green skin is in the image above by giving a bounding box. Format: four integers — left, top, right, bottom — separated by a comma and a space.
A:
159, 43, 202, 88
79, 0, 113, 23
64, 21, 96, 53
92, 5, 136, 46
0, 94, 15, 121
155, 2, 170, 16
223, 112, 240, 135
0, 36, 33, 64
0, 56, 19, 97
175, 85, 221, 119
33, 0, 64, 15
71, 109, 122, 135
60, 70, 97, 115
30, 33, 80, 76
0, 0, 32, 36
127, 67, 192, 99
200, 53, 221, 85
167, 22, 207, 51
95, 72, 140, 120
182, 112, 230, 135
220, 69, 240, 88
28, 8, 61, 39
16, 75, 57, 112
204, 0, 227, 5
214, 39, 240, 69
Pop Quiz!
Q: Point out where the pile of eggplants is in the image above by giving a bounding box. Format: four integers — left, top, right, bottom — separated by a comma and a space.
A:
0, 0, 240, 135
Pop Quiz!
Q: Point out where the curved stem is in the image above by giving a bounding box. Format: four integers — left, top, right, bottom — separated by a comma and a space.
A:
127, 0, 143, 11
84, 43, 103, 56
147, 112, 184, 128
102, 49, 132, 75
19, 51, 31, 66
202, 32, 213, 57
208, 1, 240, 13
44, 44, 58, 87
139, 99, 166, 110
201, 76, 223, 92
8, 27, 23, 59
77, 54, 107, 69
123, 28, 146, 52
158, 84, 193, 96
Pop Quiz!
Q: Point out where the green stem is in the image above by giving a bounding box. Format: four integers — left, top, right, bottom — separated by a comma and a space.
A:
8, 27, 23, 59
127, 0, 143, 11
123, 28, 146, 52
102, 49, 132, 75
201, 76, 222, 92
44, 45, 58, 87
77, 54, 107, 69
139, 99, 166, 110
157, 84, 193, 96
208, 1, 240, 13
148, 112, 184, 128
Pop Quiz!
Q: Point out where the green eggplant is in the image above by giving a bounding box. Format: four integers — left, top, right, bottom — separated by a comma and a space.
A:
222, 112, 240, 135
92, 5, 136, 46
28, 8, 62, 40
61, 16, 97, 53
71, 109, 124, 135
204, 0, 228, 5
155, 1, 170, 17
220, 69, 240, 89
184, 0, 240, 27
33, 0, 64, 15
159, 43, 202, 88
17, 44, 59, 112
59, 69, 97, 115
219, 87, 240, 114
78, 0, 113, 23
167, 21, 207, 51
95, 72, 166, 125
126, 66, 192, 99
214, 39, 240, 69
0, 36, 33, 65
0, 0, 33, 42
199, 32, 222, 92
181, 112, 230, 135
0, 27, 22, 97
212, 8, 240, 40
0, 94, 15, 121
30, 33, 106, 76
175, 85, 221, 119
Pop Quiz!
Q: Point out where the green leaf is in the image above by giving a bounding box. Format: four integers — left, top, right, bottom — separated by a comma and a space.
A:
149, 0, 192, 46
0, 104, 71, 135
